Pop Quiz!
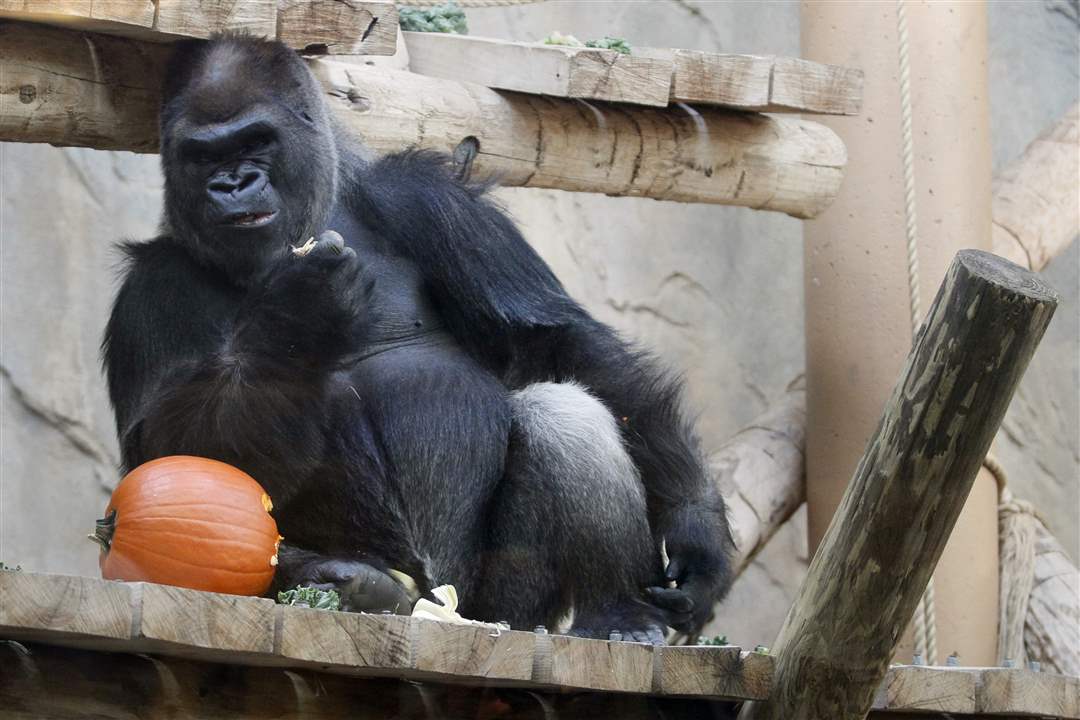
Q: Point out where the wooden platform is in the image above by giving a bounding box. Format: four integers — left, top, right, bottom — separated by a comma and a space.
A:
1, 572, 1076, 717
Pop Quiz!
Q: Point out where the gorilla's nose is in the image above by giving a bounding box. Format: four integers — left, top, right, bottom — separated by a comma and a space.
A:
208, 168, 267, 204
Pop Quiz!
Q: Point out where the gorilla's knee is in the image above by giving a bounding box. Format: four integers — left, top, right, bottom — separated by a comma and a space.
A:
510, 381, 640, 495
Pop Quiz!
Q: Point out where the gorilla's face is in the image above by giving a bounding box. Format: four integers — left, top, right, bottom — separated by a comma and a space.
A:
160, 36, 338, 284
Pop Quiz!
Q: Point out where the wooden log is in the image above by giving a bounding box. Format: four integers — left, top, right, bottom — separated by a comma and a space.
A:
661, 50, 863, 115
0, 20, 847, 217
1024, 522, 1080, 676
991, 101, 1079, 272
313, 62, 846, 217
740, 250, 1059, 720
712, 375, 806, 575
873, 665, 977, 714
0, 0, 399, 54
404, 31, 674, 108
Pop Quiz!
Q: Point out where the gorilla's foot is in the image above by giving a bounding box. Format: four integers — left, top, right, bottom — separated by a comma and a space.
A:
567, 600, 669, 645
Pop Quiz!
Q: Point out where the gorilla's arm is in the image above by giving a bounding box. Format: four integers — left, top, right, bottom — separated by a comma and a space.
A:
102, 237, 362, 480
348, 151, 733, 629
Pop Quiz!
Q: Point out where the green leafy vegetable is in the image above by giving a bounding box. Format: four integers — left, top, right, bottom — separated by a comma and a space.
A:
277, 585, 341, 611
399, 2, 468, 35
696, 633, 729, 646
544, 32, 632, 55
584, 36, 632, 55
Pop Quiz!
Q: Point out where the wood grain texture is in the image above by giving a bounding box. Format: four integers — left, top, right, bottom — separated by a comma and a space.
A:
277, 0, 397, 55
0, 20, 847, 216
664, 50, 863, 114
873, 666, 977, 714
546, 635, 655, 693
276, 606, 412, 672
740, 251, 1059, 720
404, 32, 673, 107
659, 646, 773, 700
991, 101, 1079, 271
978, 668, 1080, 717
0, 572, 133, 643
136, 582, 276, 655
411, 618, 534, 682
0, 0, 398, 53
151, 0, 277, 38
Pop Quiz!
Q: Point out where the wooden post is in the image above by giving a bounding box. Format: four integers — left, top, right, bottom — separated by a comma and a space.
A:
740, 250, 1058, 720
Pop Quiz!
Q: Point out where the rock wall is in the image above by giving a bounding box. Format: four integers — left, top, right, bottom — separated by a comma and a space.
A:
0, 2, 1075, 648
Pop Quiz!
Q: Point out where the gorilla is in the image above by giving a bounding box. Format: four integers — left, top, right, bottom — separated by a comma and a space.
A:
103, 34, 733, 643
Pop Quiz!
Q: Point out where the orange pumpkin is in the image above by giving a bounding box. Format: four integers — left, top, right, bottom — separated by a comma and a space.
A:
90, 455, 281, 596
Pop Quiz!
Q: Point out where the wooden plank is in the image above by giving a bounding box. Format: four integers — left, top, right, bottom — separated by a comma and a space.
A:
404, 31, 672, 108
544, 635, 655, 693
411, 618, 534, 683
0, 20, 848, 217
154, 0, 276, 39
136, 582, 276, 656
978, 668, 1080, 718
0, 0, 398, 54
742, 251, 1059, 720
664, 50, 863, 114
873, 666, 977, 714
658, 646, 773, 700
278, 0, 397, 56
0, 572, 133, 644
276, 605, 413, 673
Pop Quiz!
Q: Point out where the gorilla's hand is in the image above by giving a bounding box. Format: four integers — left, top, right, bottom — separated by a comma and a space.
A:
238, 230, 371, 367
294, 558, 414, 614
652, 505, 730, 635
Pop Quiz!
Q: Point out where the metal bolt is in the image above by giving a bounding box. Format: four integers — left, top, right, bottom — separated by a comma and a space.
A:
912, 654, 924, 666
379, 610, 393, 615
533, 625, 548, 634
1028, 660, 1041, 672
608, 631, 623, 642
947, 653, 960, 667
1003, 658, 1015, 668
18, 85, 36, 104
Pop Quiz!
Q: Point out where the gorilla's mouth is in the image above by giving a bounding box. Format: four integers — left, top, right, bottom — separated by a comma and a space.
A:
224, 211, 278, 228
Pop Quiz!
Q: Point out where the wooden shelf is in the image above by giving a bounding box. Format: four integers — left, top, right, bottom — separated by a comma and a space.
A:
2, 571, 1076, 717
403, 32, 863, 114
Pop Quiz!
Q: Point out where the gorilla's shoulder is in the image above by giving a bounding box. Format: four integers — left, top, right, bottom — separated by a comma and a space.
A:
115, 237, 203, 280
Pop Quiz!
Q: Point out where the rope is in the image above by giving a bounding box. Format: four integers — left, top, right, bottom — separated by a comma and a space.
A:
895, 0, 937, 666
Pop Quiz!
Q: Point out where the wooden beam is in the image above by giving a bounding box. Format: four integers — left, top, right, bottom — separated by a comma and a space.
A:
0, 0, 398, 54
0, 571, 774, 700
991, 101, 1079, 272
713, 375, 806, 576
0, 20, 847, 217
740, 250, 1059, 720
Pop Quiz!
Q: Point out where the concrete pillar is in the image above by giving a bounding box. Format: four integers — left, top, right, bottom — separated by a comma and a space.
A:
800, 0, 998, 665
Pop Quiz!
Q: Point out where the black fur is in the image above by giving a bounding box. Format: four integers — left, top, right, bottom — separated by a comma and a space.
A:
102, 34, 732, 639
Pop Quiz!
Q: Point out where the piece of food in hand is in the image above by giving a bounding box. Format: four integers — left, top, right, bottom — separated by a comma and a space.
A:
89, 455, 281, 596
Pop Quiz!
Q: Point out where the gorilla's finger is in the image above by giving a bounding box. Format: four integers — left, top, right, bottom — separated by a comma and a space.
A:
664, 557, 685, 583
645, 586, 695, 613
318, 230, 346, 254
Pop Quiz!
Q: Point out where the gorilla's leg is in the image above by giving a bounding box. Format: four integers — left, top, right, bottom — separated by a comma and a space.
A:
466, 382, 669, 643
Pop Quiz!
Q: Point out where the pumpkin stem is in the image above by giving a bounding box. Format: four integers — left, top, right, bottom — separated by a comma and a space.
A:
87, 510, 117, 552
